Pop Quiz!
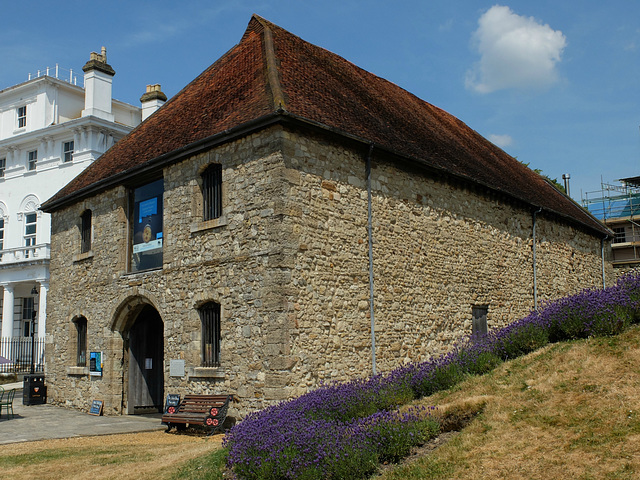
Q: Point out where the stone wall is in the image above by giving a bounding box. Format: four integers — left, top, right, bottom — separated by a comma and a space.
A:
282, 128, 613, 386
614, 264, 640, 279
47, 127, 295, 416
46, 124, 614, 418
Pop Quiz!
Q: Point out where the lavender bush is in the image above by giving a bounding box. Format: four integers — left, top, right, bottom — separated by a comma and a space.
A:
224, 270, 640, 479
224, 397, 437, 479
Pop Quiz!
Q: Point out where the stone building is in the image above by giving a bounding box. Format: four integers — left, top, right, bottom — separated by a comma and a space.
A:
41, 16, 612, 417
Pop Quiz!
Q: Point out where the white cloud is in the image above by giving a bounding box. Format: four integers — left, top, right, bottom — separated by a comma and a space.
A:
488, 134, 513, 148
466, 5, 567, 93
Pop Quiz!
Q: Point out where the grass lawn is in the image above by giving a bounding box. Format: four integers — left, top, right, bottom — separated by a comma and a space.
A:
0, 430, 225, 480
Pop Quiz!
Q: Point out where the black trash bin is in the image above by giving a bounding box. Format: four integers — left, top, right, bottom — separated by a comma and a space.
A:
23, 374, 47, 405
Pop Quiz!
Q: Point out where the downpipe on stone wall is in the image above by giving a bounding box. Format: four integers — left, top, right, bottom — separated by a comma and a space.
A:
601, 235, 609, 288
366, 143, 376, 376
532, 207, 543, 310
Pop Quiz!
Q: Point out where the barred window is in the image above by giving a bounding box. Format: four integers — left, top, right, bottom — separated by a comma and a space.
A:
199, 302, 221, 367
202, 163, 222, 221
81, 210, 92, 253
74, 317, 87, 367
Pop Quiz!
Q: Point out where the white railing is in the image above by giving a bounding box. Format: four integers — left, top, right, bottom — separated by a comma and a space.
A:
0, 337, 45, 373
27, 64, 82, 87
0, 243, 50, 265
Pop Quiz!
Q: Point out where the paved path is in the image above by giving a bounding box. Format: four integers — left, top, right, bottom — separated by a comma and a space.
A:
0, 383, 165, 445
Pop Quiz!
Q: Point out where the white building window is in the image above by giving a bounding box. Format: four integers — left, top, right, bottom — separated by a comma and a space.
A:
17, 106, 27, 128
28, 150, 37, 171
22, 297, 35, 337
0, 218, 4, 257
63, 141, 74, 163
24, 212, 37, 257
0, 158, 5, 177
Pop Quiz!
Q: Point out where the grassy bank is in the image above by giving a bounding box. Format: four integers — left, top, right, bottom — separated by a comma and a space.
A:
380, 326, 640, 479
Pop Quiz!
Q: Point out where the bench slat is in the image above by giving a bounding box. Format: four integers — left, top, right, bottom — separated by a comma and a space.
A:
162, 393, 234, 435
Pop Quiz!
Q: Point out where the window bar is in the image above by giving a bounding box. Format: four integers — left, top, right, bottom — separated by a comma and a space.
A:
203, 164, 222, 221
201, 303, 221, 367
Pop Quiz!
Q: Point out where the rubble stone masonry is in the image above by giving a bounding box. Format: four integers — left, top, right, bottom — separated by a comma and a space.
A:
46, 125, 614, 417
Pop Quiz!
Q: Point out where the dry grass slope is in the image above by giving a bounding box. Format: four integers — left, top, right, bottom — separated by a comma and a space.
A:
380, 325, 640, 480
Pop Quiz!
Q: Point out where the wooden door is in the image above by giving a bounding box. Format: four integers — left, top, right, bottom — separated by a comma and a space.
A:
128, 305, 164, 414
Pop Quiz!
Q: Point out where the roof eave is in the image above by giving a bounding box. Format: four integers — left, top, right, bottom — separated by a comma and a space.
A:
42, 109, 612, 238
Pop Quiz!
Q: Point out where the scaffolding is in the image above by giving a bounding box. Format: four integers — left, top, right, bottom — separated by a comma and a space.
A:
582, 176, 640, 266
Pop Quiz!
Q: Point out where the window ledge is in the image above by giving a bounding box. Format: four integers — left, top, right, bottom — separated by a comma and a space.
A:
188, 367, 225, 379
72, 250, 94, 263
190, 215, 228, 234
66, 366, 89, 376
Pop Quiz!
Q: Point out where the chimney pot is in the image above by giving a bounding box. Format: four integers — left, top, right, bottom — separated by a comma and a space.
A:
140, 84, 167, 121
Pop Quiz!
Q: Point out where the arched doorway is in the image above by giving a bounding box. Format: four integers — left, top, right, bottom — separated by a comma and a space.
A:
127, 305, 164, 414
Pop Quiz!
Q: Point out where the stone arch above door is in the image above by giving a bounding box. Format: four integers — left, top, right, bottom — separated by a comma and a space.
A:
110, 289, 163, 333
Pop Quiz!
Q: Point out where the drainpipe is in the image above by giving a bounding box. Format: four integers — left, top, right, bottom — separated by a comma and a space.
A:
532, 207, 543, 310
366, 144, 376, 376
601, 235, 609, 288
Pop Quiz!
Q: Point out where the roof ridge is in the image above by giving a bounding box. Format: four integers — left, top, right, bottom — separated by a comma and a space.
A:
247, 14, 286, 111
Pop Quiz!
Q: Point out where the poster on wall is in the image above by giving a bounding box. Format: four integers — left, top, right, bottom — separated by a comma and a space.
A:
89, 351, 103, 376
132, 179, 164, 272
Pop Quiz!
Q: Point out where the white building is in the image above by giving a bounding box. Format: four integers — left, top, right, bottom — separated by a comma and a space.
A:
0, 48, 165, 368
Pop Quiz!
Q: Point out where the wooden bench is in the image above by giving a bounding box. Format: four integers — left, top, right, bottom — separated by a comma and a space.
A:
161, 394, 235, 435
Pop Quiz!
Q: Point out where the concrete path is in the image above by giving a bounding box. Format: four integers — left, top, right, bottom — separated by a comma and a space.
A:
0, 383, 165, 445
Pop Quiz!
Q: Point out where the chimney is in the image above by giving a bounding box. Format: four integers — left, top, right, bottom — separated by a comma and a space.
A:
81, 46, 115, 121
140, 84, 167, 121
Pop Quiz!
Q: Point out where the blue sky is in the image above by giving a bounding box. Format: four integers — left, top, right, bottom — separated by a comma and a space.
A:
2, 1, 638, 200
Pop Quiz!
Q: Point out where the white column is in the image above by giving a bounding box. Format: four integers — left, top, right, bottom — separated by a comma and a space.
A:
73, 128, 81, 152
1, 284, 14, 339
1, 284, 15, 361
37, 281, 48, 339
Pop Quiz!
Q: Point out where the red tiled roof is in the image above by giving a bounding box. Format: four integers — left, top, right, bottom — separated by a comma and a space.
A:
42, 15, 608, 236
